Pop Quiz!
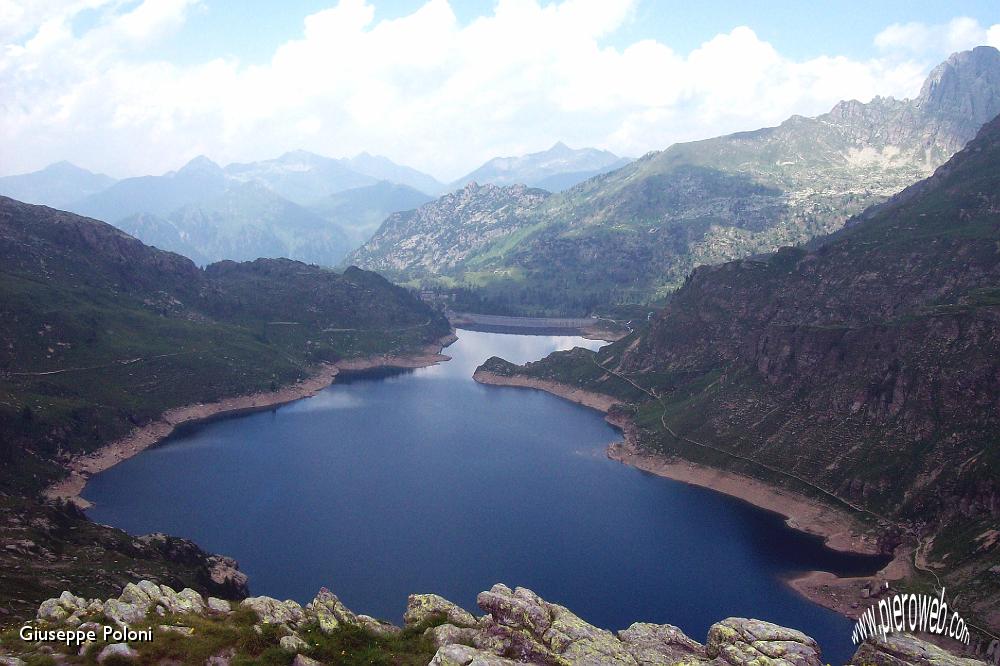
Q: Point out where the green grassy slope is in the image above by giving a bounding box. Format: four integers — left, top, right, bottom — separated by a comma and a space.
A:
0, 197, 450, 494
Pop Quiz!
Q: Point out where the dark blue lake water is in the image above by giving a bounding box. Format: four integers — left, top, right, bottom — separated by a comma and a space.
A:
85, 330, 884, 663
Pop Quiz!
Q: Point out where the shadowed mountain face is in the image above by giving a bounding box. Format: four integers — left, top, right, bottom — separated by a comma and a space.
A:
452, 141, 631, 191
351, 47, 1000, 316
0, 195, 450, 495
346, 152, 446, 195
71, 155, 230, 221
491, 111, 1000, 626
0, 162, 117, 209
308, 181, 434, 247
115, 181, 352, 266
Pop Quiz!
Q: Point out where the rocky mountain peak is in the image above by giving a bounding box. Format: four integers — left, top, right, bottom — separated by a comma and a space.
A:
916, 45, 1000, 123
42, 160, 91, 175
177, 154, 223, 176
547, 140, 573, 155
270, 149, 333, 169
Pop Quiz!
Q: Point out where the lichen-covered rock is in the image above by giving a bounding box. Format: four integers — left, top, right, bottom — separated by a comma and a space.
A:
137, 580, 163, 602
19, 580, 987, 666
155, 585, 185, 614
478, 585, 552, 639
357, 614, 402, 636
706, 618, 822, 666
279, 634, 309, 652
305, 587, 358, 634
58, 590, 86, 612
291, 655, 322, 666
97, 642, 138, 663
617, 622, 706, 664
0, 656, 27, 666
426, 623, 482, 649
177, 588, 207, 613
118, 582, 153, 609
850, 634, 988, 666
406, 593, 479, 628
476, 584, 639, 665
102, 599, 147, 626
37, 598, 69, 622
241, 596, 304, 627
430, 644, 525, 666
207, 597, 232, 613
543, 603, 639, 665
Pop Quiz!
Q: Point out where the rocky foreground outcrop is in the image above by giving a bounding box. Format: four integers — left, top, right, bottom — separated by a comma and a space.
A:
3, 581, 985, 666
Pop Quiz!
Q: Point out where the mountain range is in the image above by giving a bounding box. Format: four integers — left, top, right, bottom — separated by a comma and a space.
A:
451, 142, 631, 191
0, 151, 445, 267
479, 106, 1000, 633
350, 46, 1000, 316
0, 161, 117, 209
0, 143, 630, 270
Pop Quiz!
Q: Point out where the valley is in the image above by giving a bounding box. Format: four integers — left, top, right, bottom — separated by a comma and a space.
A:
1, 10, 998, 664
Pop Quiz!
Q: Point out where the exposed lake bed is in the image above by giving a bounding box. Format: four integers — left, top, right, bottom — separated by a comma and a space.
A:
83, 329, 889, 664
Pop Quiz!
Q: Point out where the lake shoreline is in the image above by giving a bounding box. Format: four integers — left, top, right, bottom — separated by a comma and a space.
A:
471, 369, 620, 412
44, 333, 458, 509
450, 313, 626, 342
472, 368, 906, 621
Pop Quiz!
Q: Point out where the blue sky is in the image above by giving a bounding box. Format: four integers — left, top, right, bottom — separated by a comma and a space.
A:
2, 0, 999, 179
148, 0, 1000, 65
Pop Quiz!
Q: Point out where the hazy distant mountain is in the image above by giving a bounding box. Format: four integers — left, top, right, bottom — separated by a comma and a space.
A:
355, 46, 1000, 315
70, 156, 229, 221
18, 151, 440, 266
113, 212, 211, 266
223, 150, 442, 204
309, 181, 434, 247
0, 162, 116, 209
115, 181, 351, 267
224, 151, 376, 205
452, 142, 631, 191
345, 153, 444, 195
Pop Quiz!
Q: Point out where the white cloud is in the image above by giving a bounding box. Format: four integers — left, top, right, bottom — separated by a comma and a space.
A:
875, 17, 1000, 58
0, 0, 992, 180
